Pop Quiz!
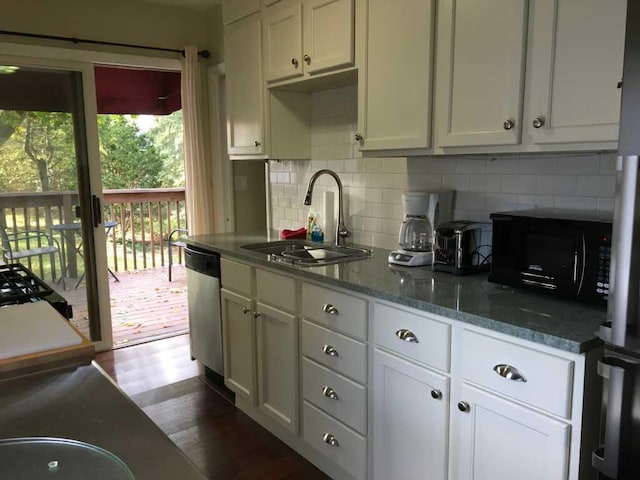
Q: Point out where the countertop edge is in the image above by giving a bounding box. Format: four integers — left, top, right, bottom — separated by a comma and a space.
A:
188, 237, 604, 355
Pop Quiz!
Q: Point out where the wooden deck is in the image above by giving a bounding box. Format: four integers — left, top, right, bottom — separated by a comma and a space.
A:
56, 264, 188, 347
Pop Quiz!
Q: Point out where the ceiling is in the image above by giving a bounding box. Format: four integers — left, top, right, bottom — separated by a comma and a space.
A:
138, 0, 221, 11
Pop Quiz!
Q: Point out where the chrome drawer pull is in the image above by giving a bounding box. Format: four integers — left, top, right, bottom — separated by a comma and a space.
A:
322, 386, 339, 400
322, 303, 339, 315
322, 433, 340, 447
322, 344, 339, 357
430, 389, 442, 400
241, 306, 250, 314
493, 364, 527, 382
395, 329, 419, 343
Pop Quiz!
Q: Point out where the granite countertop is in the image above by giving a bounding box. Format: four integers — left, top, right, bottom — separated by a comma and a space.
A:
188, 233, 606, 354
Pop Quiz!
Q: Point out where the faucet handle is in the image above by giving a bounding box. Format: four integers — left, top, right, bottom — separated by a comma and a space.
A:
338, 224, 351, 238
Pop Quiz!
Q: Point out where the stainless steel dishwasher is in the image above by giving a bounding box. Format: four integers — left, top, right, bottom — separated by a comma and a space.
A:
185, 245, 223, 379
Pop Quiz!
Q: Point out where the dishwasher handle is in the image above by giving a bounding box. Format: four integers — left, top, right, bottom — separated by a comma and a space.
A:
184, 246, 221, 277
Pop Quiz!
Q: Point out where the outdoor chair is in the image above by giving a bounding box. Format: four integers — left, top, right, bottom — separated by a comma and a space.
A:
168, 228, 188, 282
0, 224, 66, 289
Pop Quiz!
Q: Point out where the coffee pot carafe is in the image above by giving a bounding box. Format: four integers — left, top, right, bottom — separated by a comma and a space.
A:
388, 191, 454, 267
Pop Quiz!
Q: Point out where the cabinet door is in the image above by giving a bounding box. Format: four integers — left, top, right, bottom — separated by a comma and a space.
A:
450, 382, 571, 480
359, 0, 435, 151
303, 0, 354, 75
264, 2, 304, 82
225, 13, 265, 155
435, 0, 528, 147
526, 0, 626, 144
372, 348, 449, 480
256, 301, 299, 433
221, 288, 257, 403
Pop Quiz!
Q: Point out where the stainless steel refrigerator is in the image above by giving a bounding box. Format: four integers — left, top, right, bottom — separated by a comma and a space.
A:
592, 1, 640, 478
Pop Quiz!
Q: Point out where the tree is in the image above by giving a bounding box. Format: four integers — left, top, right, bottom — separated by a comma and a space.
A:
98, 115, 166, 189
0, 110, 26, 149
0, 111, 76, 193
147, 111, 184, 187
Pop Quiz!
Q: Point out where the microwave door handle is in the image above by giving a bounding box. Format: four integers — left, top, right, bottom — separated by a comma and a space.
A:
575, 235, 586, 295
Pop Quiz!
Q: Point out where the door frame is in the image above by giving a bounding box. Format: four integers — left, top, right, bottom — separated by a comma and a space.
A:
0, 42, 182, 351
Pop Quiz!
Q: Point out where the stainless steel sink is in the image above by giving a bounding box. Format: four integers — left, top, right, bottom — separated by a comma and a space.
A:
241, 241, 372, 266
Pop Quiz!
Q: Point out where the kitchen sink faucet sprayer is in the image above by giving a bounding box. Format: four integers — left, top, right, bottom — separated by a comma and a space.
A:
303, 169, 350, 246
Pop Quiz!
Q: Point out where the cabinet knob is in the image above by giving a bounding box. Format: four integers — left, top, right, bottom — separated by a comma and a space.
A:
253, 312, 261, 319
457, 401, 470, 413
303, 54, 311, 65
355, 133, 363, 142
322, 303, 339, 315
395, 328, 419, 343
493, 364, 527, 382
322, 344, 339, 357
322, 432, 340, 447
242, 306, 250, 314
254, 140, 261, 147
322, 386, 339, 400
503, 119, 515, 130
532, 117, 545, 129
291, 57, 299, 68
430, 389, 442, 400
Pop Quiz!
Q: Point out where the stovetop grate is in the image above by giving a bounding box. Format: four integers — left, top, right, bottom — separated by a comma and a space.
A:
0, 263, 55, 307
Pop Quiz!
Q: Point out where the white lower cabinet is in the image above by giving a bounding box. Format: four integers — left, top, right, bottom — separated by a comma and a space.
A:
256, 301, 298, 433
221, 288, 257, 403
450, 382, 571, 480
372, 348, 449, 480
220, 257, 597, 480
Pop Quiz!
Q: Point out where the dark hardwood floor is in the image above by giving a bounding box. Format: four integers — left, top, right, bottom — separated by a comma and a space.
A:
95, 334, 329, 480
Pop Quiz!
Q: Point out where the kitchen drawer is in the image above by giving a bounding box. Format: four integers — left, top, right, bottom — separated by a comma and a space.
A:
221, 258, 252, 296
373, 303, 451, 373
302, 357, 367, 435
302, 283, 367, 340
302, 320, 367, 384
460, 329, 575, 418
256, 268, 296, 312
303, 401, 367, 480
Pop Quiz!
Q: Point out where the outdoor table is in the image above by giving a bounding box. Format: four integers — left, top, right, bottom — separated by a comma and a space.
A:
51, 221, 120, 288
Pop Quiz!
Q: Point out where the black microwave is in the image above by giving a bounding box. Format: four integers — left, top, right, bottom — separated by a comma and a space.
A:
489, 209, 613, 305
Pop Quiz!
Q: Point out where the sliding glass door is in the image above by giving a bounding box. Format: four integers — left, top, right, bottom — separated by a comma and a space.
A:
0, 55, 112, 348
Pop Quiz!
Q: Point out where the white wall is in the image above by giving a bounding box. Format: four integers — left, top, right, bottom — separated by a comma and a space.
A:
0, 0, 215, 59
269, 85, 617, 250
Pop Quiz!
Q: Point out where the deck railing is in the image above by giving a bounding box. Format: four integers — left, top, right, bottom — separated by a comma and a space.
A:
0, 188, 187, 280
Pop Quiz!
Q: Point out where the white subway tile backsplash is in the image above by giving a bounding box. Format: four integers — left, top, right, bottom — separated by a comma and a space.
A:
500, 175, 537, 194
535, 175, 577, 195
555, 196, 599, 210
456, 158, 487, 174
469, 175, 501, 193
267, 85, 618, 250
456, 192, 486, 210
555, 154, 600, 174
486, 157, 520, 174
519, 156, 556, 174
577, 175, 616, 197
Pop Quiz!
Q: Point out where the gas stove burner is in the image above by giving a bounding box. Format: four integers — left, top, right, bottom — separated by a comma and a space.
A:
0, 263, 55, 308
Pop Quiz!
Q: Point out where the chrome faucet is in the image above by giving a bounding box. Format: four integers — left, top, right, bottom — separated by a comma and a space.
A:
303, 169, 350, 245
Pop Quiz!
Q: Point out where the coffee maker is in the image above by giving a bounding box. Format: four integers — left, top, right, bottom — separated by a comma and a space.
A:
388, 191, 454, 267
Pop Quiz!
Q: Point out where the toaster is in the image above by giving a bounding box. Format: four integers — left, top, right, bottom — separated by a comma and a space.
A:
433, 221, 492, 275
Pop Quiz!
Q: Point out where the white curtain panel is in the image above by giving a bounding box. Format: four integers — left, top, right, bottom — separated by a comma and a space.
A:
181, 45, 216, 235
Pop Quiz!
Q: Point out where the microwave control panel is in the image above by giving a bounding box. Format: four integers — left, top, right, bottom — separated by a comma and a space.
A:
596, 244, 611, 301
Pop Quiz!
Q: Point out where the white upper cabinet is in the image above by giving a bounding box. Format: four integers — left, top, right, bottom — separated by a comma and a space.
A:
434, 0, 529, 148
224, 13, 266, 156
358, 0, 436, 151
223, 0, 261, 25
303, 0, 355, 75
525, 0, 627, 144
264, 3, 304, 82
264, 0, 355, 83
